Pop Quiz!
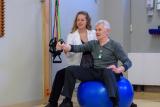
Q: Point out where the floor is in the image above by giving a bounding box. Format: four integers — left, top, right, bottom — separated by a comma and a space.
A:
133, 92, 160, 107
36, 92, 160, 107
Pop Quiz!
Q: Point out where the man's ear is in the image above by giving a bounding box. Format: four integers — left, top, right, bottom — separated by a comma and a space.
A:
107, 29, 111, 33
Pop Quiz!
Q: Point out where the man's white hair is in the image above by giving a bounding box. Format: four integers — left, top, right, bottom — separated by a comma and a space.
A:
95, 20, 111, 29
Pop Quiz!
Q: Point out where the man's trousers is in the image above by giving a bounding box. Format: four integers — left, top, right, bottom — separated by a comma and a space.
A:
61, 66, 119, 100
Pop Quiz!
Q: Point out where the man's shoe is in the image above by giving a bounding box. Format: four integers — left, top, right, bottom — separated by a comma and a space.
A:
111, 97, 119, 107
112, 101, 119, 107
113, 104, 119, 107
45, 102, 58, 107
59, 100, 73, 107
130, 102, 137, 107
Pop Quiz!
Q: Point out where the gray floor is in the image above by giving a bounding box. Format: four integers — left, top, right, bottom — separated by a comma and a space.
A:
51, 92, 160, 107
75, 92, 160, 107
36, 91, 160, 107
133, 92, 160, 107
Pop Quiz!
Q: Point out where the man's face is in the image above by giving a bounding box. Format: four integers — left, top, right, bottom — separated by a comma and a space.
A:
95, 24, 109, 40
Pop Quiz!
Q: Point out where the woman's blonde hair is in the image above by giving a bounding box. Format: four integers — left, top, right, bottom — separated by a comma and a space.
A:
71, 11, 92, 33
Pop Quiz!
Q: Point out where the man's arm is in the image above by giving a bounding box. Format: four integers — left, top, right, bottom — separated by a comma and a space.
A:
114, 42, 132, 72
62, 41, 93, 53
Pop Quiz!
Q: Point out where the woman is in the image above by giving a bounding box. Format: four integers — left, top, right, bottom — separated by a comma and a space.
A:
45, 11, 96, 107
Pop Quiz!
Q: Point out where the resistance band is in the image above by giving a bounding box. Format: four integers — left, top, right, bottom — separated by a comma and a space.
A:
49, 0, 63, 63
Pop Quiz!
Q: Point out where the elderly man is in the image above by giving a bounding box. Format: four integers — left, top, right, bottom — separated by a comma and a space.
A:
57, 20, 132, 107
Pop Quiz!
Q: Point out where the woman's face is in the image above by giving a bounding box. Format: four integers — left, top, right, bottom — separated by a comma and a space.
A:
76, 14, 87, 30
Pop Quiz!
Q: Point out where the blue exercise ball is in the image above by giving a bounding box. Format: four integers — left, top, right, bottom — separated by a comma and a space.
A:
118, 76, 134, 107
77, 81, 112, 107
77, 76, 134, 107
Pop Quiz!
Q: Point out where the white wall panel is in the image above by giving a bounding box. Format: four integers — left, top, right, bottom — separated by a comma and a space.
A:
128, 53, 160, 85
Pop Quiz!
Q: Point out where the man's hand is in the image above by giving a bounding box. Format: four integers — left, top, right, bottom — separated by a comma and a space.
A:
56, 42, 63, 51
62, 43, 71, 53
107, 65, 125, 74
56, 42, 71, 53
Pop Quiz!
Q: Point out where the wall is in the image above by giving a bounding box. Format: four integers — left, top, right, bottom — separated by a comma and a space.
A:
131, 0, 160, 52
0, 0, 43, 106
123, 0, 131, 52
128, 0, 160, 85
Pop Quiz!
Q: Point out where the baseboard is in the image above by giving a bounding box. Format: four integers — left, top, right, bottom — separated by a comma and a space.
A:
4, 99, 47, 107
